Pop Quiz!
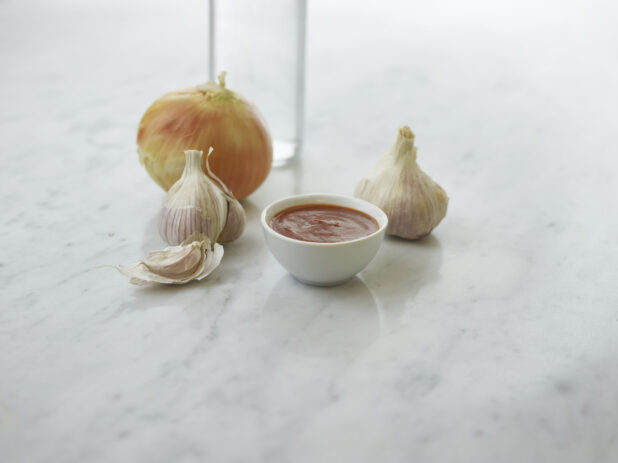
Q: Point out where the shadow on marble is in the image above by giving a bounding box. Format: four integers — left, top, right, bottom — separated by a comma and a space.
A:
240, 198, 261, 221
361, 234, 444, 330
259, 274, 380, 359
141, 213, 166, 255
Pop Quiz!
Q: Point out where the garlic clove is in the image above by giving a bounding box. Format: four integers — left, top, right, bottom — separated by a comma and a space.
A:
218, 197, 246, 244
115, 238, 224, 286
143, 243, 204, 279
354, 126, 449, 240
158, 149, 245, 245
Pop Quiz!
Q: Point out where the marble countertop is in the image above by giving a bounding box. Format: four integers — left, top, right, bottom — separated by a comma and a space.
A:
1, 0, 617, 461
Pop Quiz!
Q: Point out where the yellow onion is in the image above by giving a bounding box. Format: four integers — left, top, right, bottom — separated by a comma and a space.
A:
137, 72, 272, 199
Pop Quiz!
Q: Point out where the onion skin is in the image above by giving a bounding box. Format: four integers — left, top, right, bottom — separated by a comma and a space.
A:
137, 79, 273, 200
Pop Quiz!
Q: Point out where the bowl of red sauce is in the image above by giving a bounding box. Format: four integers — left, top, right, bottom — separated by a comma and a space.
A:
261, 194, 388, 286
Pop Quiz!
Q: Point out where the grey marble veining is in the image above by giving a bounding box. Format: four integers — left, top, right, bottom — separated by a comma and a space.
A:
1, 0, 617, 462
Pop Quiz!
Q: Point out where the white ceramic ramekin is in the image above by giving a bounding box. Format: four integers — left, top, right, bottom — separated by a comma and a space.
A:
261, 194, 388, 286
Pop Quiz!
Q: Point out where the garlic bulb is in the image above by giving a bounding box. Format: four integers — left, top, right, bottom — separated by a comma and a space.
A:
354, 126, 448, 240
115, 237, 224, 285
137, 72, 272, 199
159, 149, 246, 245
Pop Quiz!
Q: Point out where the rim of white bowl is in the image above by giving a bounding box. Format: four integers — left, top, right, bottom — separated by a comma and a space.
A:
260, 193, 389, 247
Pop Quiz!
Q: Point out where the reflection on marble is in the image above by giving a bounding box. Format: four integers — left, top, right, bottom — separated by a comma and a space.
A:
261, 275, 380, 358
363, 235, 444, 332
2, 0, 618, 462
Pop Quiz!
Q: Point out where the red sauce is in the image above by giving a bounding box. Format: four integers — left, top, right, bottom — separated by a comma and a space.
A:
270, 204, 379, 243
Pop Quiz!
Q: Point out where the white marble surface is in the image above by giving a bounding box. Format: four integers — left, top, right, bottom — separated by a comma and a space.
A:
1, 0, 618, 461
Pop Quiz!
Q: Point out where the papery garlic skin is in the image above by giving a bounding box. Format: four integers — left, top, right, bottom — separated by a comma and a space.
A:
116, 238, 224, 286
354, 126, 448, 240
158, 149, 246, 245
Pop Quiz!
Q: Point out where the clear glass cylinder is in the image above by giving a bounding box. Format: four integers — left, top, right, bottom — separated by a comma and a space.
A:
208, 0, 306, 166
